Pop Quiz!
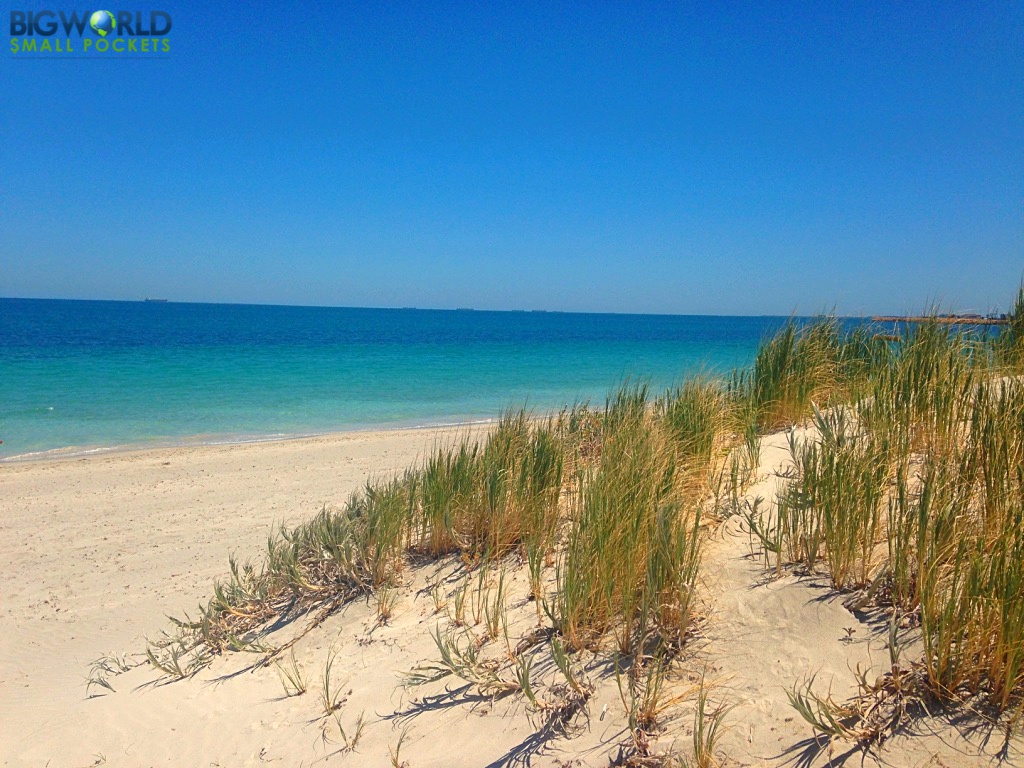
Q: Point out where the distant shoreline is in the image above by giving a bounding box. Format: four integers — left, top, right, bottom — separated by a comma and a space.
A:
872, 315, 1008, 325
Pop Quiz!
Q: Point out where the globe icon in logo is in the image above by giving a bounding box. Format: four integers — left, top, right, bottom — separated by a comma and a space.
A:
89, 10, 116, 37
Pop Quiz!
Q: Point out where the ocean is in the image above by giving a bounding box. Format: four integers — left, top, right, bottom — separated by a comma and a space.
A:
0, 298, 801, 460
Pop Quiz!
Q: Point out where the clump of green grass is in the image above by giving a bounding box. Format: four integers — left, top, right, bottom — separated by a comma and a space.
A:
615, 653, 674, 755
328, 709, 366, 753
275, 648, 307, 697
859, 319, 980, 457
482, 567, 508, 641
853, 341, 1023, 721
556, 400, 603, 472
145, 635, 208, 680
517, 423, 565, 565
684, 681, 732, 768
658, 378, 732, 484
730, 315, 901, 438
319, 645, 348, 715
389, 724, 411, 768
412, 410, 564, 562
787, 674, 867, 741
554, 383, 703, 655
772, 407, 890, 590
404, 625, 520, 697
731, 318, 842, 433
86, 653, 135, 696
415, 439, 478, 557
908, 379, 1024, 715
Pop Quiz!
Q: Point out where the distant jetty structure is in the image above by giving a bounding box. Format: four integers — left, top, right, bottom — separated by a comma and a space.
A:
872, 314, 1008, 326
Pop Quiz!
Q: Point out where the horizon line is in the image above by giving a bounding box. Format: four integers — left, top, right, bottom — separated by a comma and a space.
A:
0, 295, 883, 319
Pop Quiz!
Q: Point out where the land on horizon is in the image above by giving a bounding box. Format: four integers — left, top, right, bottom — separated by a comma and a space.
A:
5, 295, 1022, 321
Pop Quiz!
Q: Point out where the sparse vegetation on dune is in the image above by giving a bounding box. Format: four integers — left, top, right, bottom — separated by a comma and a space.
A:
125, 284, 1024, 763
747, 296, 1024, 740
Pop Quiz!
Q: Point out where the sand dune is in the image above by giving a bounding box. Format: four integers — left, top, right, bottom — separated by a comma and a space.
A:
1, 427, 1018, 766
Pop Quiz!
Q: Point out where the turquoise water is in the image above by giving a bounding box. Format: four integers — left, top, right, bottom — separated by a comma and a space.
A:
0, 299, 801, 460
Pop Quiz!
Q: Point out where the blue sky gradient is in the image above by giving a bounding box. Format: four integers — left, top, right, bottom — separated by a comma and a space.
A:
2, 1, 1021, 314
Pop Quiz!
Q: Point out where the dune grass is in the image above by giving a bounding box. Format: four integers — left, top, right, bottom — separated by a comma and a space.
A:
553, 382, 715, 655
744, 300, 1024, 733
904, 377, 1024, 716
413, 410, 564, 561
996, 283, 1024, 371
773, 406, 890, 590
730, 317, 843, 433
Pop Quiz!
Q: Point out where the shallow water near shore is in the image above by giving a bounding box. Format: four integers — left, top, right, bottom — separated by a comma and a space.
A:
1, 298, 826, 459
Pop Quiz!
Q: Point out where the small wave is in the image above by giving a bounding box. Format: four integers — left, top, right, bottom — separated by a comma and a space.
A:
2, 443, 133, 462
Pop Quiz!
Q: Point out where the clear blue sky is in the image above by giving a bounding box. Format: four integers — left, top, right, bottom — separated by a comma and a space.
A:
2, 1, 1021, 315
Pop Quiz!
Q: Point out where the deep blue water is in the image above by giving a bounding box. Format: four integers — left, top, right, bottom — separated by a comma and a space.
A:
0, 298, 803, 460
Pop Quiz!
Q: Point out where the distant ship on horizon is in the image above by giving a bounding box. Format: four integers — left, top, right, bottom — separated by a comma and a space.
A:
144, 298, 169, 303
